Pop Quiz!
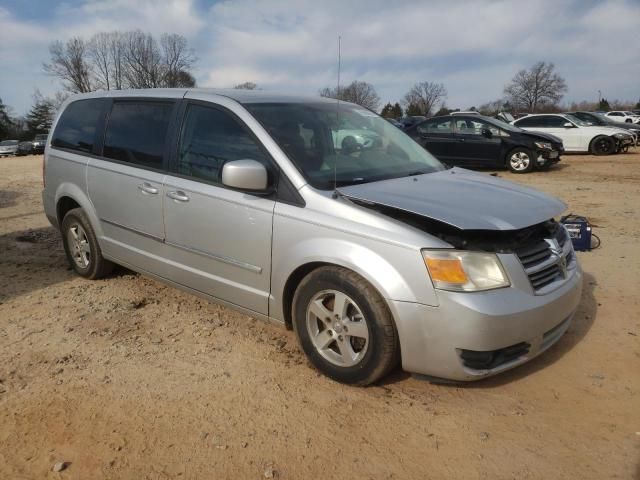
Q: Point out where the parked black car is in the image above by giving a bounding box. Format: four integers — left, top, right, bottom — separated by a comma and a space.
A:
15, 133, 48, 156
567, 111, 639, 146
405, 114, 564, 173
16, 141, 35, 156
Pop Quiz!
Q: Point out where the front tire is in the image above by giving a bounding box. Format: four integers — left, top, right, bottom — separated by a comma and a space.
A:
507, 147, 535, 173
589, 136, 615, 156
61, 208, 113, 279
292, 266, 399, 386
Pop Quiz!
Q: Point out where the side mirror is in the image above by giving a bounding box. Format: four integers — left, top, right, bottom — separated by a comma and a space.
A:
563, 122, 574, 128
481, 127, 493, 138
221, 159, 269, 192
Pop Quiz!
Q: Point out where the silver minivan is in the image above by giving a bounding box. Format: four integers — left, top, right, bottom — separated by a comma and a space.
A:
42, 89, 582, 385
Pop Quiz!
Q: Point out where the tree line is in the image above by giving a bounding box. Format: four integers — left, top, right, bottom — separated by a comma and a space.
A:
2, 48, 640, 142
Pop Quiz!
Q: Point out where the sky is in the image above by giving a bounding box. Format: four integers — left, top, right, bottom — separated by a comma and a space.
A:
0, 0, 639, 115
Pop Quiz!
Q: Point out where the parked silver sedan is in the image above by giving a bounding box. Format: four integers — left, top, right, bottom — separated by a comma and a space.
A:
42, 89, 582, 385
0, 139, 19, 156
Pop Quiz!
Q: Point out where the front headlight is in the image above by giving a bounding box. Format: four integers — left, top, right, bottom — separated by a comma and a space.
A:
534, 141, 553, 150
422, 250, 510, 292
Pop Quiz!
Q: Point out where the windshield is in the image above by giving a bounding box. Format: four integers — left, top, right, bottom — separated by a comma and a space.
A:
0, 140, 18, 146
246, 102, 444, 189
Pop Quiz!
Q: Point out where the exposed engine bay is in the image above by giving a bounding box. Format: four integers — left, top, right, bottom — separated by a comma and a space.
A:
352, 199, 565, 253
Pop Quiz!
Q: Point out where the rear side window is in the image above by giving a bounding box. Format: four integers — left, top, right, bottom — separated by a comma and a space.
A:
176, 104, 268, 184
52, 99, 105, 153
417, 118, 452, 134
515, 116, 544, 128
103, 102, 173, 169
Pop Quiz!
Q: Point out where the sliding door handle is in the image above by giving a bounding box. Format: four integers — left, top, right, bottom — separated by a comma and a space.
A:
167, 190, 190, 202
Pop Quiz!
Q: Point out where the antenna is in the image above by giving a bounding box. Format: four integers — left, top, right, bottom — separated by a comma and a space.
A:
333, 35, 341, 196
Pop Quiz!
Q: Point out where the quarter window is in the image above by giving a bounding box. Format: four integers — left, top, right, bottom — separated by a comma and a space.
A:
52, 99, 106, 153
103, 101, 174, 169
177, 104, 268, 184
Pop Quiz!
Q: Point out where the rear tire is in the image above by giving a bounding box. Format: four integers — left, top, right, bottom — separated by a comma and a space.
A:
292, 266, 399, 386
507, 147, 535, 173
61, 208, 113, 279
589, 136, 615, 156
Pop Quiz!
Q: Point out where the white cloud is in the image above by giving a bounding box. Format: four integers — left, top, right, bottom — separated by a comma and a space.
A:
1, 0, 639, 115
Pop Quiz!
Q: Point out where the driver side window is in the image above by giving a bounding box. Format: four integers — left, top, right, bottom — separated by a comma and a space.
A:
177, 104, 268, 184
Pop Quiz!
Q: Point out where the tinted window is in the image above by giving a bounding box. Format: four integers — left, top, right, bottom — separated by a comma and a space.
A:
177, 104, 268, 184
543, 116, 568, 127
103, 102, 173, 169
52, 99, 105, 153
417, 118, 453, 134
515, 116, 544, 128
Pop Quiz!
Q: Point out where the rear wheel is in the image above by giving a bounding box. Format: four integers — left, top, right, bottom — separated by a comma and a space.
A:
292, 266, 399, 385
507, 147, 535, 173
589, 136, 615, 156
61, 208, 113, 279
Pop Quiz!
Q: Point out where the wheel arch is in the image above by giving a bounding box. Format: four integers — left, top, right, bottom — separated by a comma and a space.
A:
588, 134, 616, 155
54, 183, 103, 237
275, 239, 433, 329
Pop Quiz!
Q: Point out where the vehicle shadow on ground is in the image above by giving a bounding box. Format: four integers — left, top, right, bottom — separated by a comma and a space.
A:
0, 226, 68, 303
0, 226, 137, 304
379, 271, 598, 388
0, 190, 23, 209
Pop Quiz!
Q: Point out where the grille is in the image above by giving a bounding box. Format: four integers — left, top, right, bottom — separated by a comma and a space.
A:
516, 226, 573, 293
459, 342, 531, 370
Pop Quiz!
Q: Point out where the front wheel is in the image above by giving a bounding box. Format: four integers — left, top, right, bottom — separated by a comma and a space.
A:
507, 148, 535, 173
589, 136, 615, 156
292, 266, 399, 385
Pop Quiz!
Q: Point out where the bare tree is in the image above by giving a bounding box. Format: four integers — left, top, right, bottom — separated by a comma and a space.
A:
160, 33, 196, 87
88, 32, 112, 90
504, 61, 567, 112
402, 82, 447, 116
319, 80, 380, 111
234, 82, 258, 90
123, 31, 163, 88
46, 30, 196, 91
43, 38, 94, 93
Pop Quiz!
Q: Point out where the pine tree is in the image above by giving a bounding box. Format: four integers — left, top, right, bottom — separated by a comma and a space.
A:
392, 103, 403, 118
405, 103, 422, 116
380, 102, 394, 117
25, 92, 55, 136
0, 98, 14, 139
598, 98, 611, 111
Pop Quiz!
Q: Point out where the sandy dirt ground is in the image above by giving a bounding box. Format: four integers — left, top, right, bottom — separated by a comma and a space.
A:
0, 152, 638, 479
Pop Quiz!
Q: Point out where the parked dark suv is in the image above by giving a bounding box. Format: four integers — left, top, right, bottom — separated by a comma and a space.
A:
405, 114, 564, 173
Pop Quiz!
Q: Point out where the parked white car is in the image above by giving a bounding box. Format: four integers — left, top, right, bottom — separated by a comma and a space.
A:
512, 114, 635, 155
604, 111, 640, 124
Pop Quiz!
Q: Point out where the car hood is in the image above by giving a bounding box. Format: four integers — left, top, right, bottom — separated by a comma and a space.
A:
338, 168, 566, 230
520, 130, 563, 144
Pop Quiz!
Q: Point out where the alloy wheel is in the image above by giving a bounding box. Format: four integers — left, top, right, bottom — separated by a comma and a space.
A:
306, 289, 369, 367
66, 223, 91, 269
510, 151, 531, 171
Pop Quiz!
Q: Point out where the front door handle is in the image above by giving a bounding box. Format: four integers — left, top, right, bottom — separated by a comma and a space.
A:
138, 182, 159, 195
167, 190, 190, 202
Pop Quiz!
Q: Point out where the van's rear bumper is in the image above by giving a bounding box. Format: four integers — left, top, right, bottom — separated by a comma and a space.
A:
390, 265, 583, 381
